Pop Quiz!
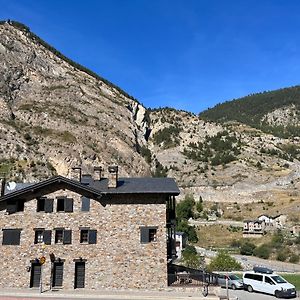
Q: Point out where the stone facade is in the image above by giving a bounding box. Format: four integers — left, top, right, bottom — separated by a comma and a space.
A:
0, 189, 170, 290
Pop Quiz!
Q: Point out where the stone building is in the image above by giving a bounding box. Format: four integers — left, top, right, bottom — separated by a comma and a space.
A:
0, 167, 179, 290
243, 219, 266, 236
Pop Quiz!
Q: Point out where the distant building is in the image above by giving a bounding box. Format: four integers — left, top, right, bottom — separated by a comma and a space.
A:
175, 232, 187, 259
257, 214, 287, 229
243, 220, 266, 236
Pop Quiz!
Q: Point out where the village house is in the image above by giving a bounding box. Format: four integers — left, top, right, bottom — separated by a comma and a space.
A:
243, 219, 266, 236
257, 214, 287, 229
0, 166, 179, 290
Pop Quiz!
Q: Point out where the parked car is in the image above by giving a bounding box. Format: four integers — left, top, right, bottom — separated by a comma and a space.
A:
217, 274, 244, 290
243, 268, 296, 298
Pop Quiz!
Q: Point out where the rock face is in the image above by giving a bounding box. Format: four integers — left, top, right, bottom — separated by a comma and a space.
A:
0, 22, 150, 181
1, 21, 300, 207
147, 109, 300, 204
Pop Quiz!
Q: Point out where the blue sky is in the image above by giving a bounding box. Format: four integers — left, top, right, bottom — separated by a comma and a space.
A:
1, 0, 300, 113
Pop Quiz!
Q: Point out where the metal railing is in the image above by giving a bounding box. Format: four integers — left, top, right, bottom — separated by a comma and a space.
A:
168, 264, 218, 287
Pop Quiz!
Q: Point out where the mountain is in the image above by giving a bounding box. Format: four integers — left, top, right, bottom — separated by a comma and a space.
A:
199, 86, 300, 137
0, 20, 150, 181
1, 21, 300, 219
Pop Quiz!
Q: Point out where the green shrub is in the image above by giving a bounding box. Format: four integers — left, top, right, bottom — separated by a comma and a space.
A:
182, 245, 201, 268
253, 244, 271, 259
289, 254, 299, 263
240, 242, 256, 255
207, 251, 242, 272
276, 251, 288, 262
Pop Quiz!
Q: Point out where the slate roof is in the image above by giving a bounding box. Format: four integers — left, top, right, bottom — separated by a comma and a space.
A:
0, 175, 180, 202
89, 177, 180, 195
0, 176, 103, 202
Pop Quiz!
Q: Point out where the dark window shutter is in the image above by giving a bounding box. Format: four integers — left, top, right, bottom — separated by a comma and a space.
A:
63, 230, 72, 244
140, 227, 149, 244
17, 200, 24, 212
44, 230, 52, 245
2, 229, 21, 245
44, 199, 53, 213
81, 197, 90, 212
6, 201, 17, 214
64, 198, 73, 212
88, 230, 97, 244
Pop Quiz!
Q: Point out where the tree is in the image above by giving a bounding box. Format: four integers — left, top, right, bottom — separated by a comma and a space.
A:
196, 201, 203, 213
207, 251, 242, 272
177, 219, 198, 243
176, 194, 195, 220
182, 245, 201, 268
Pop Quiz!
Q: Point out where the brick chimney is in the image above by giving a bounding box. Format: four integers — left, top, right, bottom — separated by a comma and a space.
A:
108, 166, 118, 188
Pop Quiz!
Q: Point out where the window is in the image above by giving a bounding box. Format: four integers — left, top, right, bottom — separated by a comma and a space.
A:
2, 229, 21, 245
80, 229, 97, 244
55, 229, 72, 244
6, 200, 24, 214
37, 198, 54, 213
56, 198, 73, 213
37, 198, 45, 212
81, 196, 90, 212
34, 229, 52, 244
35, 230, 44, 244
265, 276, 275, 285
244, 273, 263, 281
140, 227, 158, 244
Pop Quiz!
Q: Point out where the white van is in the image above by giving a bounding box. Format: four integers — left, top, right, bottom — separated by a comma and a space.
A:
243, 268, 296, 298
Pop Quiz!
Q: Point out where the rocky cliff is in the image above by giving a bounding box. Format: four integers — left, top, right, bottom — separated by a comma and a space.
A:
1, 21, 300, 210
0, 21, 150, 181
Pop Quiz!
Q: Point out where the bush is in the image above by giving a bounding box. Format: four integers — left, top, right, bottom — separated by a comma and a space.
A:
276, 251, 288, 262
240, 242, 256, 256
230, 239, 242, 248
289, 254, 299, 263
271, 231, 284, 248
207, 251, 242, 272
253, 244, 271, 259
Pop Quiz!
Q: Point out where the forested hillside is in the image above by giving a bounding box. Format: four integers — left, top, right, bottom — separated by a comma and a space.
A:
199, 86, 300, 137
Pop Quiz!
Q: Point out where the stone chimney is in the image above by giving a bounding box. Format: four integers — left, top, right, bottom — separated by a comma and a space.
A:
70, 167, 82, 182
108, 166, 118, 188
0, 176, 6, 197
93, 166, 103, 181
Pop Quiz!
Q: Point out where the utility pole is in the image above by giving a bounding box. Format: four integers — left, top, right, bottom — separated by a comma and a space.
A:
226, 273, 229, 299
39, 243, 46, 293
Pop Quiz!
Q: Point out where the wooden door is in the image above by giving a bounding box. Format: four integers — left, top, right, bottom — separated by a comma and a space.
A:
52, 262, 64, 287
74, 262, 85, 288
30, 263, 41, 288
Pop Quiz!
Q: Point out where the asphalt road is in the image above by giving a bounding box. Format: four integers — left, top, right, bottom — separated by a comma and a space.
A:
195, 246, 300, 273
219, 288, 300, 300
